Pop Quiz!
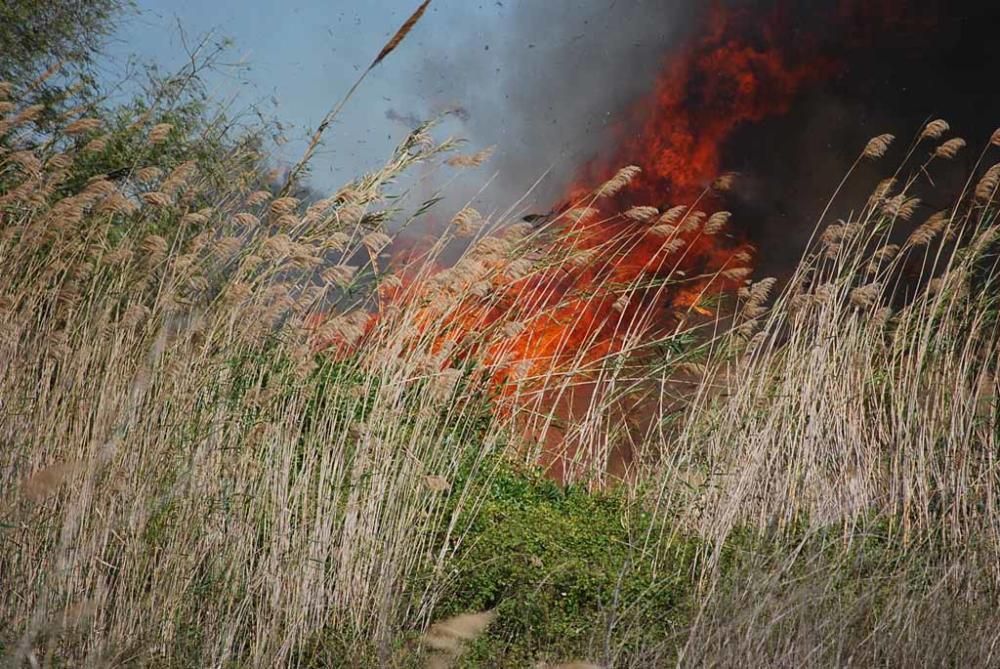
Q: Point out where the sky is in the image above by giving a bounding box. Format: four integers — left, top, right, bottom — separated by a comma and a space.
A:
104, 1, 1000, 233
102, 0, 702, 218
105, 0, 511, 194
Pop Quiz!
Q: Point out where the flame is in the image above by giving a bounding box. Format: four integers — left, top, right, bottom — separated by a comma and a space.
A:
437, 4, 831, 388
317, 2, 915, 403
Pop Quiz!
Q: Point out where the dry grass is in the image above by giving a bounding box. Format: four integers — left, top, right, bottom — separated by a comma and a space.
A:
0, 83, 503, 666
2, 68, 1000, 668
647, 127, 1000, 558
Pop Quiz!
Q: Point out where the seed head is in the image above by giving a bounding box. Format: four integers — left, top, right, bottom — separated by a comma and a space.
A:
975, 164, 1000, 202
83, 135, 109, 153
322, 231, 351, 252
920, 119, 949, 141
882, 195, 921, 221
12, 104, 44, 127
422, 611, 496, 655
732, 250, 753, 264
597, 165, 641, 198
935, 138, 966, 159
212, 236, 243, 260
850, 283, 881, 308
141, 191, 172, 208
661, 238, 686, 255
564, 206, 598, 224
141, 234, 169, 263
269, 196, 299, 217
445, 146, 494, 168
704, 211, 732, 234
906, 211, 950, 247
135, 166, 162, 183
177, 212, 205, 228
658, 205, 688, 225
425, 475, 452, 492
64, 117, 102, 136
362, 231, 393, 253
162, 161, 197, 195
321, 264, 358, 287
870, 177, 897, 205
450, 207, 482, 236
233, 212, 260, 227
721, 266, 751, 281
624, 205, 659, 222
863, 134, 894, 159
10, 150, 41, 174
147, 123, 174, 145
246, 190, 273, 206
712, 172, 738, 191
679, 210, 706, 233
95, 192, 137, 216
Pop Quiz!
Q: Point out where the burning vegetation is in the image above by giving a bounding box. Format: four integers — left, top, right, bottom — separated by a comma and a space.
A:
2, 1, 1000, 667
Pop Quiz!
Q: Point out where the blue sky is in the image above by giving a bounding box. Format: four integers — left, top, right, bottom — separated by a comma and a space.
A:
106, 0, 509, 193
102, 1, 702, 215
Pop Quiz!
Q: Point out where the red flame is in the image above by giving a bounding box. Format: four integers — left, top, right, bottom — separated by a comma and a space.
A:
437, 4, 834, 387
594, 6, 827, 202
318, 2, 924, 404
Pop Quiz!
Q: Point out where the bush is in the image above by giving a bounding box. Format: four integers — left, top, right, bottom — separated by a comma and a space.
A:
431, 462, 699, 667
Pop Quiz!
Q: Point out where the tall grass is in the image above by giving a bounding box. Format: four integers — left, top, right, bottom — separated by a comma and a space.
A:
2, 69, 1000, 668
657, 125, 1000, 551
0, 79, 505, 665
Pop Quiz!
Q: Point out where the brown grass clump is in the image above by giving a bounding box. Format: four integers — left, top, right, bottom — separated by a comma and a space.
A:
863, 133, 894, 159
653, 125, 1000, 559
0, 78, 503, 667
934, 137, 966, 159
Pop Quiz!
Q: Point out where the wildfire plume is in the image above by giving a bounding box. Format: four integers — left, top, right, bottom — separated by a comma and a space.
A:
319, 2, 919, 407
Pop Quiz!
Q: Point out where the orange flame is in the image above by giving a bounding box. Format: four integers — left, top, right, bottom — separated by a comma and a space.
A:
318, 2, 915, 401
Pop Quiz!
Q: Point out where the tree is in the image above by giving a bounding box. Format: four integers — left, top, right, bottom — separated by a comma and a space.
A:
0, 0, 128, 86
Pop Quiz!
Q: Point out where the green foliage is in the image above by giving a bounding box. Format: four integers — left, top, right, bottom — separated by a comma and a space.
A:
0, 0, 129, 87
430, 462, 700, 667
65, 99, 266, 197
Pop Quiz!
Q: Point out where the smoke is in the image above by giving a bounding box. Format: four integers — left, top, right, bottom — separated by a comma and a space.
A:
415, 1, 1000, 268
720, 0, 1000, 275
415, 1, 702, 207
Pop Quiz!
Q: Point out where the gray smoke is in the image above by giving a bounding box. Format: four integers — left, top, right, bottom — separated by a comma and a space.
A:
414, 1, 702, 208
409, 0, 998, 274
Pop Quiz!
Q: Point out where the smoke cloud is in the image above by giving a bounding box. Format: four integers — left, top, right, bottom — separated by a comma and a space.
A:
415, 1, 702, 207
414, 1, 1000, 269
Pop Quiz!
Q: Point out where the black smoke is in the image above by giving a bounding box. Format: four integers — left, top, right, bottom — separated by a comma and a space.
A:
416, 1, 1000, 270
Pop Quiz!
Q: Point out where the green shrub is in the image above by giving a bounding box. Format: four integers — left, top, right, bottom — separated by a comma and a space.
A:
430, 463, 700, 667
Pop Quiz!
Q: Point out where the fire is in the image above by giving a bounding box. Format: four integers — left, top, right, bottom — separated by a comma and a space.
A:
432, 5, 831, 387
318, 2, 892, 402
